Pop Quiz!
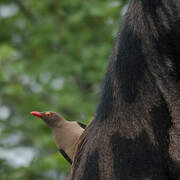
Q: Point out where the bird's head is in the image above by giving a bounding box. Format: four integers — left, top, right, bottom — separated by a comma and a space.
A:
30, 111, 64, 127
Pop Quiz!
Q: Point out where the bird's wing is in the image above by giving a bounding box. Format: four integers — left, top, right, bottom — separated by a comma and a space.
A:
59, 149, 72, 164
77, 122, 86, 129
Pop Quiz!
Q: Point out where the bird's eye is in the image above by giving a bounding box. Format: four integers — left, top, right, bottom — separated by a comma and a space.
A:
45, 112, 51, 117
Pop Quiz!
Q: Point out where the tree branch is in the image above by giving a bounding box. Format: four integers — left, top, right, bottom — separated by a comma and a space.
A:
14, 0, 37, 23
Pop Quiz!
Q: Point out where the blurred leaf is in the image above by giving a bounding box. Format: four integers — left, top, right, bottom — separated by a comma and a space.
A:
0, 0, 128, 179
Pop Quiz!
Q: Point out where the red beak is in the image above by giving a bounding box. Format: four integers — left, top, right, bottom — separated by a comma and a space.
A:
30, 111, 43, 118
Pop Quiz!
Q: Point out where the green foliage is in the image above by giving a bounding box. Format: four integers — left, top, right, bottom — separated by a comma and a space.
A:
0, 0, 127, 179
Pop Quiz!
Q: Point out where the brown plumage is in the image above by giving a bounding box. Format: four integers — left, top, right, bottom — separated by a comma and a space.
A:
31, 111, 86, 164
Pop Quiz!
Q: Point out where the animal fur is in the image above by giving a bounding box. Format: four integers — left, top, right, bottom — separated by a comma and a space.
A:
69, 0, 180, 179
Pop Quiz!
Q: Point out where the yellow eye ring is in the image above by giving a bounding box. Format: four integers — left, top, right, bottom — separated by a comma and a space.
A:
45, 112, 51, 117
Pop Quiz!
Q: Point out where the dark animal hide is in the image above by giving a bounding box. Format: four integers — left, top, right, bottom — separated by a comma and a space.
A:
69, 0, 180, 179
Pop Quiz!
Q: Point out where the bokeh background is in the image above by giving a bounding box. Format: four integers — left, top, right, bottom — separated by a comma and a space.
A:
0, 0, 127, 179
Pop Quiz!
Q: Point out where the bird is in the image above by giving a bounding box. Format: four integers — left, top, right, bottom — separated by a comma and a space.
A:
30, 111, 86, 164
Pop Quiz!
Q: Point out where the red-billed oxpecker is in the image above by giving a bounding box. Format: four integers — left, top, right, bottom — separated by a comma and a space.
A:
30, 111, 86, 164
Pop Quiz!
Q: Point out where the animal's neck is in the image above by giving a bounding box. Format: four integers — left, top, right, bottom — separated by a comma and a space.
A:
51, 121, 83, 160
95, 0, 180, 124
